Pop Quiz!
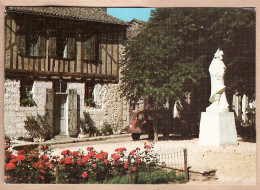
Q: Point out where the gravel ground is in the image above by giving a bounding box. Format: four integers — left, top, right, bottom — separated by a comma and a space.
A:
49, 135, 256, 185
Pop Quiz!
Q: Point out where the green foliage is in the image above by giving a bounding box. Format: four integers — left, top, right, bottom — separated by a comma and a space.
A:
21, 98, 37, 107
101, 123, 113, 135
24, 114, 51, 139
121, 8, 255, 104
80, 112, 97, 134
102, 170, 181, 184
120, 8, 255, 139
84, 98, 95, 107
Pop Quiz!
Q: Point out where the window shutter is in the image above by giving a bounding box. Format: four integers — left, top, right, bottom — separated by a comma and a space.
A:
83, 35, 94, 60
48, 37, 56, 57
67, 37, 75, 59
18, 35, 26, 55
38, 36, 46, 57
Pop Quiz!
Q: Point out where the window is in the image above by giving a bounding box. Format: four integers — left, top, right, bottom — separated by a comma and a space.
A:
84, 82, 95, 107
82, 34, 99, 61
20, 78, 36, 107
49, 36, 75, 59
18, 34, 46, 57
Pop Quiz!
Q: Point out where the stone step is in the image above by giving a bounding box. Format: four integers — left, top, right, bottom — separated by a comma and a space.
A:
54, 135, 70, 139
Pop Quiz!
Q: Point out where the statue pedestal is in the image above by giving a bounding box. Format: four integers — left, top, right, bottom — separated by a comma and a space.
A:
198, 112, 238, 146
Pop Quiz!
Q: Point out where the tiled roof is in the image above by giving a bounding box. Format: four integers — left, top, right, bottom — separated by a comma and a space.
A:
6, 7, 128, 25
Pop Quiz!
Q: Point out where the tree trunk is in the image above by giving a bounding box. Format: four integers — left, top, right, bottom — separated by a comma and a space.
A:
153, 104, 159, 142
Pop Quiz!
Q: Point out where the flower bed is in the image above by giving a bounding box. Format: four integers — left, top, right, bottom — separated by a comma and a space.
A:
5, 139, 185, 184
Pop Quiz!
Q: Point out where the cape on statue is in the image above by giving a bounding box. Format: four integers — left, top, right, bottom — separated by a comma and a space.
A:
206, 49, 229, 113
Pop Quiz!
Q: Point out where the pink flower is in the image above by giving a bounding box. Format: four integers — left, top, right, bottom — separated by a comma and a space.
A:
81, 172, 88, 179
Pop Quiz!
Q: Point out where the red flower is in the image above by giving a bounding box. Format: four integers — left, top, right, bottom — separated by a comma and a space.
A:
81, 172, 88, 179
5, 139, 10, 143
43, 156, 49, 160
91, 163, 97, 168
40, 169, 46, 174
132, 166, 137, 172
38, 164, 44, 169
87, 147, 93, 151
115, 147, 126, 153
45, 162, 51, 166
17, 150, 24, 155
16, 154, 26, 162
61, 150, 70, 155
101, 152, 108, 158
56, 156, 60, 160
72, 151, 79, 158
111, 153, 121, 160
129, 150, 135, 155
30, 151, 34, 154
104, 159, 108, 166
82, 155, 90, 164
136, 147, 140, 150
89, 151, 95, 157
5, 162, 16, 171
144, 145, 151, 149
40, 155, 44, 158
64, 157, 72, 164
135, 156, 141, 164
77, 161, 82, 166
5, 145, 9, 150
9, 159, 17, 163
40, 176, 44, 180
95, 153, 103, 160
144, 142, 147, 145
123, 161, 128, 169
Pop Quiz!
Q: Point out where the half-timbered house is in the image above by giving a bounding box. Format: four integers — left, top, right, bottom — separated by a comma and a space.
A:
4, 7, 129, 139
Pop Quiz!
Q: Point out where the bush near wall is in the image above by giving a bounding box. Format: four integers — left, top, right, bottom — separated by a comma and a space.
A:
5, 139, 185, 184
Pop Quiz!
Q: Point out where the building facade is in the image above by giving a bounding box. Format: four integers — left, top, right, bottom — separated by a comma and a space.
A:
4, 7, 130, 139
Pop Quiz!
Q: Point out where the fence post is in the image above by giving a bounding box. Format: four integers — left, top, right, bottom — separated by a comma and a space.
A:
183, 148, 189, 181
128, 155, 132, 184
55, 165, 59, 184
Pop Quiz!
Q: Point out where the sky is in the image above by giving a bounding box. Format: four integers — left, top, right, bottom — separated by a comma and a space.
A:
107, 8, 155, 22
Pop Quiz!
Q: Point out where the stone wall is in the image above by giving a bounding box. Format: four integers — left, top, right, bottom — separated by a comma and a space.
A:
4, 79, 52, 139
67, 81, 128, 131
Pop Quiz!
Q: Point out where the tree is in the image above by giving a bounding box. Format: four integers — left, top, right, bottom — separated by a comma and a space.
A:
120, 8, 255, 141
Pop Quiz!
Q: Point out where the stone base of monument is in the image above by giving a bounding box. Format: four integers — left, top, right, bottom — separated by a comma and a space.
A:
198, 112, 238, 146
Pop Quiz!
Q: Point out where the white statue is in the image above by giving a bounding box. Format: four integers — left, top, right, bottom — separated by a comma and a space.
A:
206, 49, 229, 113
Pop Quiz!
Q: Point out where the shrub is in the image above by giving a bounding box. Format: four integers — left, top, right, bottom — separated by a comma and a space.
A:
4, 139, 186, 184
21, 98, 37, 107
24, 114, 52, 139
80, 112, 97, 135
101, 123, 113, 135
